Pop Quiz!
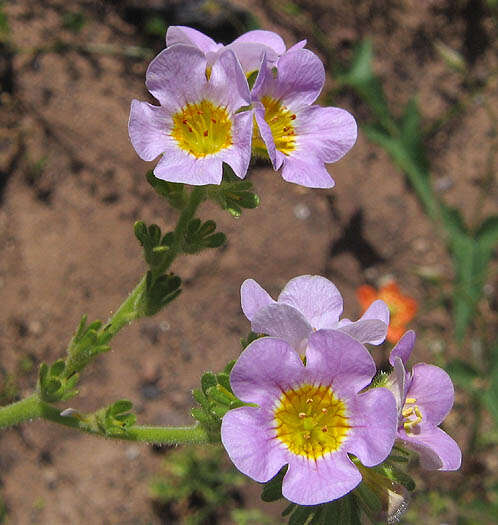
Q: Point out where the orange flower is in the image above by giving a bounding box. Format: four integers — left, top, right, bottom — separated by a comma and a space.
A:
356, 282, 417, 343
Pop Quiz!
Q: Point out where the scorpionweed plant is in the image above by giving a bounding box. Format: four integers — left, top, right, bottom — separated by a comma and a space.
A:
0, 25, 462, 524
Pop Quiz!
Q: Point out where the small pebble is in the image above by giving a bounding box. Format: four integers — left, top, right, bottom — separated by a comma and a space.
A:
293, 203, 311, 220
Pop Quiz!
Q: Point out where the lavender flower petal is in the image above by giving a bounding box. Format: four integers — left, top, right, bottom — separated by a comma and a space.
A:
240, 279, 275, 321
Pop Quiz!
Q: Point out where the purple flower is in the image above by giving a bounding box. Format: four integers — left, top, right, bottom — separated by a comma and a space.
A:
129, 44, 253, 185
251, 50, 357, 188
221, 331, 397, 505
241, 275, 389, 354
166, 25, 305, 75
387, 331, 462, 471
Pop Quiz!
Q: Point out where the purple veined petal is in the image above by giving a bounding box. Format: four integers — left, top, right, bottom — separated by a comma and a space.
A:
166, 25, 220, 53
388, 356, 407, 416
230, 337, 306, 406
217, 110, 253, 179
407, 363, 454, 426
337, 319, 388, 346
287, 39, 307, 53
399, 424, 462, 471
273, 49, 325, 107
346, 387, 397, 467
153, 151, 223, 185
294, 105, 358, 163
282, 452, 362, 505
254, 106, 279, 169
281, 155, 335, 188
361, 299, 390, 326
208, 49, 251, 110
146, 45, 208, 110
251, 53, 276, 102
240, 279, 275, 321
251, 303, 312, 352
227, 42, 278, 74
306, 330, 376, 397
128, 100, 171, 161
389, 330, 416, 367
221, 406, 288, 482
232, 30, 286, 55
277, 275, 343, 329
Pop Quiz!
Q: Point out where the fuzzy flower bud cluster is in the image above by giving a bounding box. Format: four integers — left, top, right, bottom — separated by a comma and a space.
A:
129, 26, 357, 187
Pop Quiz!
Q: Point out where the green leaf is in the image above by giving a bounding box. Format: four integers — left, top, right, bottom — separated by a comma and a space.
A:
450, 231, 491, 341
146, 171, 186, 209
203, 232, 226, 248
50, 360, 66, 377
399, 98, 429, 172
261, 466, 287, 502
483, 347, 498, 425
476, 215, 498, 249
110, 399, 133, 415
446, 359, 479, 391
337, 40, 391, 127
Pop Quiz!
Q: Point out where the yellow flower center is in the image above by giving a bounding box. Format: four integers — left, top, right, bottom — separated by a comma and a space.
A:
273, 384, 350, 459
252, 96, 297, 157
402, 397, 422, 433
171, 100, 232, 158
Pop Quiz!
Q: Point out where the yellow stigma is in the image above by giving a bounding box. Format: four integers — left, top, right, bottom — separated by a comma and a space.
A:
402, 397, 423, 433
252, 96, 297, 157
171, 100, 232, 158
273, 384, 350, 459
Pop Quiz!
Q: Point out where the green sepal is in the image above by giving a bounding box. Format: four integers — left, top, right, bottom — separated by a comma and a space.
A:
353, 481, 382, 517
207, 164, 260, 218
224, 360, 236, 375
191, 406, 215, 426
201, 372, 218, 395
282, 504, 296, 517
206, 386, 232, 406
146, 171, 187, 209
378, 462, 416, 491
261, 466, 287, 502
241, 331, 264, 350
216, 372, 232, 393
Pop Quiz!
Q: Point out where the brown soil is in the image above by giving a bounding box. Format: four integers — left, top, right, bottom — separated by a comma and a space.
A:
0, 0, 496, 523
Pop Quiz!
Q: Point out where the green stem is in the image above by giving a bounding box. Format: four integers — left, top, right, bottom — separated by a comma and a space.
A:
0, 394, 41, 430
94, 187, 205, 342
0, 394, 211, 445
154, 186, 206, 277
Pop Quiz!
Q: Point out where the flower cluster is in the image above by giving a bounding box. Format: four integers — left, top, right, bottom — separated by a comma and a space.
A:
129, 27, 357, 187
221, 275, 461, 510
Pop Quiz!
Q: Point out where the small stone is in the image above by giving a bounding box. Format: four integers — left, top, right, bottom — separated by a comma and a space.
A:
293, 203, 311, 220
125, 445, 140, 461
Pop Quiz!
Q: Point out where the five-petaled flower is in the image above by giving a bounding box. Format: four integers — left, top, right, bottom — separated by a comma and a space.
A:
241, 275, 389, 354
387, 331, 462, 470
129, 44, 253, 185
221, 331, 397, 505
251, 50, 357, 188
357, 281, 417, 343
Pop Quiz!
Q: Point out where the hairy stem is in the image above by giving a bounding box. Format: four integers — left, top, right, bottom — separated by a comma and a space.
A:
0, 394, 211, 444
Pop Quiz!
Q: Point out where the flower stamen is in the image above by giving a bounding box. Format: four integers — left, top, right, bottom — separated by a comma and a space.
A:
273, 384, 350, 459
172, 100, 232, 158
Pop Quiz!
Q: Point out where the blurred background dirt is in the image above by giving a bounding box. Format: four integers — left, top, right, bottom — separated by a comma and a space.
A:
0, 0, 496, 523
